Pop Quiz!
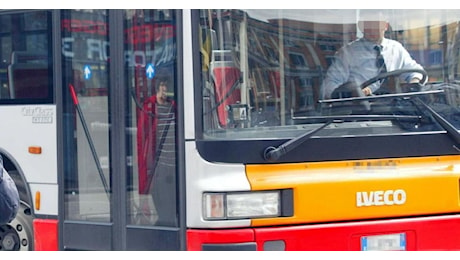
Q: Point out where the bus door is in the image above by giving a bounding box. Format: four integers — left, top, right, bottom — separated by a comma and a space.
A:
60, 9, 184, 250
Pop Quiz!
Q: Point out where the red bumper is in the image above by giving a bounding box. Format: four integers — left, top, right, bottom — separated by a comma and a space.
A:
187, 214, 460, 250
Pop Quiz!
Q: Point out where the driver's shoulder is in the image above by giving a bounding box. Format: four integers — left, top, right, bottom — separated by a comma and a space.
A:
383, 38, 404, 49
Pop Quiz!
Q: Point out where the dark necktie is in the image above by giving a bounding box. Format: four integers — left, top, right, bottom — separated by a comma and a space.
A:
374, 45, 387, 73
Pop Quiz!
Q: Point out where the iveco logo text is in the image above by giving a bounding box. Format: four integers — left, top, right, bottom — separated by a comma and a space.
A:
356, 189, 406, 207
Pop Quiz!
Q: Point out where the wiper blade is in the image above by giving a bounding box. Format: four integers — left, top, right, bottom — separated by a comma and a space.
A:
292, 114, 422, 122
414, 97, 460, 146
319, 89, 444, 104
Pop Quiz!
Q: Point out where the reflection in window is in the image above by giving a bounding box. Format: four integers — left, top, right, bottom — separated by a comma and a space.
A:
0, 14, 11, 33
125, 9, 179, 227
0, 11, 52, 102
199, 9, 460, 139
62, 9, 111, 222
289, 52, 307, 68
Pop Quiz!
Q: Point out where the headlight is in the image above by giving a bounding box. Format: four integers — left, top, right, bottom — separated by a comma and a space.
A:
203, 190, 282, 220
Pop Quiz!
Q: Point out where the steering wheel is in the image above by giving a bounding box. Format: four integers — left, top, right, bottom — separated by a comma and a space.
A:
359, 69, 428, 90
357, 69, 428, 111
329, 69, 428, 112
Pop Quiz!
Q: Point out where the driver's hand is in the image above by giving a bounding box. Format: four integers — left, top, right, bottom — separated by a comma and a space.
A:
409, 78, 421, 83
362, 87, 372, 96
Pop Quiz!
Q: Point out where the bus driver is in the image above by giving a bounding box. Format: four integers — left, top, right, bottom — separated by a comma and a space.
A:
320, 10, 426, 100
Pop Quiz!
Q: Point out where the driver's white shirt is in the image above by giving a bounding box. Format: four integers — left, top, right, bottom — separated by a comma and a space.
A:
320, 37, 424, 99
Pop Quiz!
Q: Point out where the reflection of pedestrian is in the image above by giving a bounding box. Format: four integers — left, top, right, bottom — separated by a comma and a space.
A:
137, 79, 177, 226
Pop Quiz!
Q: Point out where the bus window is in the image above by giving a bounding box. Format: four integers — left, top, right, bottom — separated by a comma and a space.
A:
0, 11, 52, 103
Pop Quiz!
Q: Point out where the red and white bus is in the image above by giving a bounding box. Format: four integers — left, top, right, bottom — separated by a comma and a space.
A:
2, 9, 460, 251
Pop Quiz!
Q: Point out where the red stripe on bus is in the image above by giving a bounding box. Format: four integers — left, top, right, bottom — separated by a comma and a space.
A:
33, 219, 58, 251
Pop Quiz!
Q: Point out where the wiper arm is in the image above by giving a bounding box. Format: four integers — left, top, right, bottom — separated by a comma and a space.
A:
264, 114, 423, 162
414, 97, 460, 147
319, 89, 444, 104
263, 120, 335, 162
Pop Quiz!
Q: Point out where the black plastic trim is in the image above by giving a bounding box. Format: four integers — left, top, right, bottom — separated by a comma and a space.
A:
281, 189, 294, 217
197, 133, 459, 164
202, 242, 257, 251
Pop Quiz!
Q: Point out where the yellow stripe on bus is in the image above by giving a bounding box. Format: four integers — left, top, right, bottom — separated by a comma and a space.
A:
247, 155, 460, 227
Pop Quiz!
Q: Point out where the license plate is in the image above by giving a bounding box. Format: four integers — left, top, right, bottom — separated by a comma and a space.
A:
361, 233, 406, 251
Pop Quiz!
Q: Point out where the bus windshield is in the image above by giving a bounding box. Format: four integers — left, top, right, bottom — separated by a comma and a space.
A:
199, 9, 460, 145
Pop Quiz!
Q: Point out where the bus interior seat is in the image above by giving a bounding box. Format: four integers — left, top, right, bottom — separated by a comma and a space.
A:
7, 52, 50, 99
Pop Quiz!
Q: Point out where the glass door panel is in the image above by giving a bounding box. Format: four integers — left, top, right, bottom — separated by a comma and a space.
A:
124, 9, 179, 228
62, 9, 111, 223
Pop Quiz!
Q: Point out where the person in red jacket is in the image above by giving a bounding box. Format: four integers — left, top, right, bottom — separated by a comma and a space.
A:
136, 78, 177, 226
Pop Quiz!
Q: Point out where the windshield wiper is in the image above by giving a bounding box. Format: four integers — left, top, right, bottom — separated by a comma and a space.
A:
264, 89, 455, 162
263, 114, 421, 162
291, 114, 421, 123
318, 89, 444, 105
